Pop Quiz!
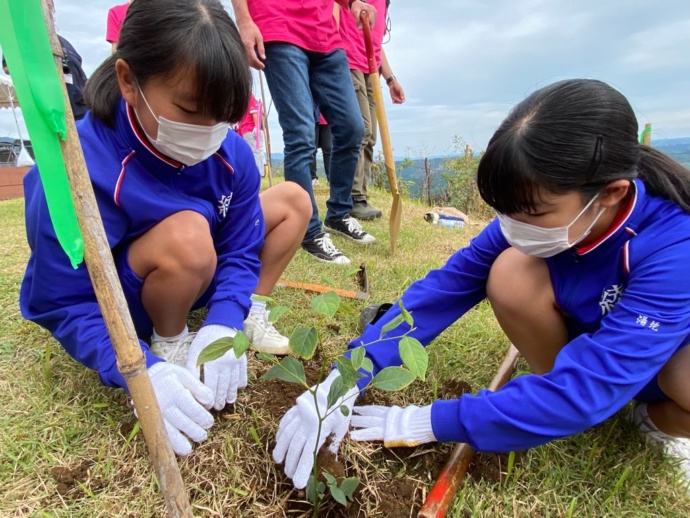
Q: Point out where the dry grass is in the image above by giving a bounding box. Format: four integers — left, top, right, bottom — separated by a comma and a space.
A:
1, 183, 689, 517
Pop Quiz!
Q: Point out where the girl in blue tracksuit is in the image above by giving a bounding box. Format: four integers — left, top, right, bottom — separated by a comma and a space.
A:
20, 0, 311, 456
274, 78, 690, 490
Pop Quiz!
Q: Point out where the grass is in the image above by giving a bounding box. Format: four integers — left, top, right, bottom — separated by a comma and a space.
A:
1, 181, 689, 517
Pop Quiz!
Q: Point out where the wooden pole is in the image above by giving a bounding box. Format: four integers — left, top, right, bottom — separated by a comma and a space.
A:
418, 345, 521, 518
259, 71, 273, 186
42, 2, 192, 516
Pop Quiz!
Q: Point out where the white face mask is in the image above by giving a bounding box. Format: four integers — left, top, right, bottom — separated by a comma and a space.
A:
498, 193, 605, 258
136, 86, 229, 166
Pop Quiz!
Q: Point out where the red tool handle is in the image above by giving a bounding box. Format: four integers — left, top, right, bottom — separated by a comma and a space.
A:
360, 11, 377, 75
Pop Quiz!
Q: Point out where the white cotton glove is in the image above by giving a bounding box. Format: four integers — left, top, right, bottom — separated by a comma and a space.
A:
186, 324, 248, 410
273, 370, 359, 489
350, 404, 437, 448
146, 361, 215, 456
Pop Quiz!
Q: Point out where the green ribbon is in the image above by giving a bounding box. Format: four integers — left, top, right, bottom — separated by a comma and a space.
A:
0, 0, 83, 268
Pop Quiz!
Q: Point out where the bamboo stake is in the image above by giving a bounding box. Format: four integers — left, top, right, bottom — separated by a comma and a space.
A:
641, 123, 652, 146
418, 345, 521, 518
42, 2, 191, 516
259, 70, 273, 186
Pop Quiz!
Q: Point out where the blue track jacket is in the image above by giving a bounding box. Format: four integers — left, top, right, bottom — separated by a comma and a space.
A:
350, 179, 690, 452
20, 100, 264, 389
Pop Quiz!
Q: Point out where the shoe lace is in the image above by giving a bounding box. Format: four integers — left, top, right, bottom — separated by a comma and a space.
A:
315, 233, 340, 257
253, 308, 282, 337
343, 216, 364, 235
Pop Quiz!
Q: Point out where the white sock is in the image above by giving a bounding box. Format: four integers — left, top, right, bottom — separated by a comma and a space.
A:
250, 297, 267, 314
151, 325, 189, 344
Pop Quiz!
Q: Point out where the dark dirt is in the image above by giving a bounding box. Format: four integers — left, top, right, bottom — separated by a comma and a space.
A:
51, 459, 94, 497
467, 452, 522, 484
437, 379, 473, 399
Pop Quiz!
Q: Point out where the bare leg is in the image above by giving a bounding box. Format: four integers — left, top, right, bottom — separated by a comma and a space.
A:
648, 344, 690, 438
486, 248, 569, 374
129, 210, 216, 336
256, 181, 311, 296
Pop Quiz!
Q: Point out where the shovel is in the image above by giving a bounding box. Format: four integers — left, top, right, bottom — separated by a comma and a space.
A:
361, 11, 402, 252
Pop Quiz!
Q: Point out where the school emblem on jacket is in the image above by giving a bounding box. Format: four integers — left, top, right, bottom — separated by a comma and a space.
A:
218, 192, 233, 218
599, 284, 624, 315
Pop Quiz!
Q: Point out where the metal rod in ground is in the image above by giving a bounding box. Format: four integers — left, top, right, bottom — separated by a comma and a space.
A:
42, 2, 192, 516
418, 344, 521, 518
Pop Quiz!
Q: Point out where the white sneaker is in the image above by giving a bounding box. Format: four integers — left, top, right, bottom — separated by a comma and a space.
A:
633, 402, 690, 486
244, 307, 290, 355
150, 331, 197, 367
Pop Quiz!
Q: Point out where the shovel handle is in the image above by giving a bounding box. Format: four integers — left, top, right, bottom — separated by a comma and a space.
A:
418, 345, 521, 518
276, 279, 370, 300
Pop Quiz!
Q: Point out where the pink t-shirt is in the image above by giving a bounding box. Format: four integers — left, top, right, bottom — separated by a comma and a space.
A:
249, 0, 344, 54
339, 0, 386, 73
237, 95, 259, 136
106, 2, 130, 44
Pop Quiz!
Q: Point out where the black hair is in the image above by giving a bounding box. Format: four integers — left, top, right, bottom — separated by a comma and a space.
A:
84, 0, 251, 127
477, 79, 690, 214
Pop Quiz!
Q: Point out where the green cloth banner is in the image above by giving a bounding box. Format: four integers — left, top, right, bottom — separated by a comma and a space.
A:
0, 0, 83, 268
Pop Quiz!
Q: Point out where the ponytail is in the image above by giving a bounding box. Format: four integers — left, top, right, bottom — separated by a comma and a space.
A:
638, 145, 690, 212
83, 55, 120, 127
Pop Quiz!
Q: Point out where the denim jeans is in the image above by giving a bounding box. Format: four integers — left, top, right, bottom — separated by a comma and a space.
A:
264, 43, 364, 241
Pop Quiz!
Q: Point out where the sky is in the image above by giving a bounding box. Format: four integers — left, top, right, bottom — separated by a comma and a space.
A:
1, 0, 690, 157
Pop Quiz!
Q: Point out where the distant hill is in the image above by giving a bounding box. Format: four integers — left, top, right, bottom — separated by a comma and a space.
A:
654, 138, 690, 167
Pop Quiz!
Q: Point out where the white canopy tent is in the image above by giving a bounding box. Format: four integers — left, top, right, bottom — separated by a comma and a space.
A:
0, 74, 34, 166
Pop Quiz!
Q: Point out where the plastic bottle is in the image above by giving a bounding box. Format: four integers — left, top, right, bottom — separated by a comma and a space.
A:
424, 212, 465, 230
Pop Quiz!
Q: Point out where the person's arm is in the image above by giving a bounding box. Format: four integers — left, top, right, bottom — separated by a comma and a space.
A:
231, 0, 265, 69
349, 219, 510, 386
105, 8, 120, 50
333, 3, 341, 27
202, 140, 264, 329
431, 239, 690, 452
380, 48, 405, 104
335, 0, 377, 28
110, 42, 117, 54
20, 168, 163, 389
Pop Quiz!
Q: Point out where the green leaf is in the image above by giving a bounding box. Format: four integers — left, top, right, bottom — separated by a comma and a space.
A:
329, 484, 348, 506
361, 357, 374, 373
380, 314, 404, 337
256, 352, 277, 362
350, 346, 365, 370
311, 291, 341, 318
398, 300, 414, 327
323, 472, 336, 485
232, 332, 251, 359
346, 266, 362, 277
196, 337, 233, 366
321, 275, 336, 286
335, 357, 364, 388
306, 476, 326, 503
340, 405, 350, 417
326, 375, 349, 409
251, 295, 275, 304
260, 357, 307, 386
371, 367, 416, 391
340, 477, 360, 499
398, 337, 428, 381
289, 326, 318, 359
268, 305, 289, 323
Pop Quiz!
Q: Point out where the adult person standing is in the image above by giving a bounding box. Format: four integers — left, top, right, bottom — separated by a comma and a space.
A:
106, 0, 132, 54
237, 93, 265, 176
231, 0, 378, 266
2, 0, 88, 121
337, 0, 405, 221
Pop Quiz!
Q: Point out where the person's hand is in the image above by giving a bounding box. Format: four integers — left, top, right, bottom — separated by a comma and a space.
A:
146, 362, 215, 455
350, 404, 436, 447
389, 81, 406, 104
236, 18, 265, 69
186, 325, 248, 410
273, 370, 359, 488
351, 0, 377, 29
